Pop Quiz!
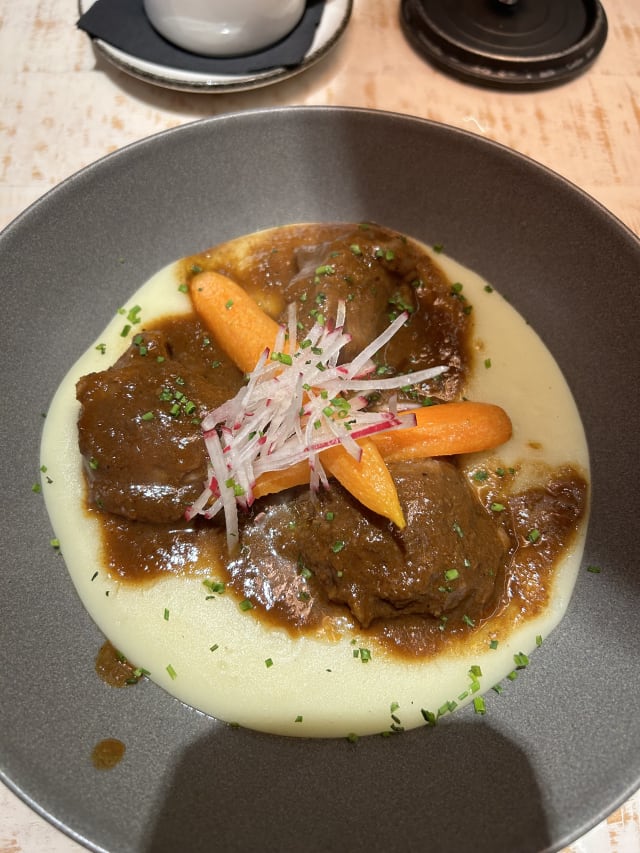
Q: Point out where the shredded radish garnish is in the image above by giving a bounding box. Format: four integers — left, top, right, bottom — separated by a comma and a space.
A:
185, 302, 448, 549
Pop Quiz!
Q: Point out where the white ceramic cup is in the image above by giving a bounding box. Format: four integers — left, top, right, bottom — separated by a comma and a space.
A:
143, 0, 307, 57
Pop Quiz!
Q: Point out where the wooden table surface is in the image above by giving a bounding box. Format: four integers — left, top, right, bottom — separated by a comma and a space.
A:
1, 1, 639, 851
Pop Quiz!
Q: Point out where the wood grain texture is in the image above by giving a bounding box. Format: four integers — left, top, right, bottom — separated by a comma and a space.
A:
0, 0, 638, 850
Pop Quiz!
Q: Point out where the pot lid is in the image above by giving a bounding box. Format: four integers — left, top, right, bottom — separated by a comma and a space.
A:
400, 0, 608, 89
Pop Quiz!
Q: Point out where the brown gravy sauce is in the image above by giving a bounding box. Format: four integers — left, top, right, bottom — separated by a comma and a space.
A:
83, 224, 589, 662
93, 465, 587, 660
95, 639, 144, 687
91, 738, 126, 770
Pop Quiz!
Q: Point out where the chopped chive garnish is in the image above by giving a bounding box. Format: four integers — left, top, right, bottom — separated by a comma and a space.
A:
127, 305, 142, 324
265, 658, 274, 668
587, 564, 601, 573
331, 540, 346, 553
444, 568, 459, 581
484, 358, 492, 368
166, 664, 177, 680
315, 264, 335, 276
295, 715, 303, 723
163, 608, 170, 621
141, 411, 155, 421
489, 639, 499, 650
203, 579, 225, 594
421, 709, 437, 726
473, 697, 486, 715
210, 643, 219, 652
490, 502, 506, 512
239, 599, 254, 611
513, 652, 529, 669
527, 529, 541, 543
178, 283, 189, 293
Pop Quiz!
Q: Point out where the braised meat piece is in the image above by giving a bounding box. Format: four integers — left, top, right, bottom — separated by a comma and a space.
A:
232, 458, 510, 628
196, 222, 471, 404
76, 319, 241, 523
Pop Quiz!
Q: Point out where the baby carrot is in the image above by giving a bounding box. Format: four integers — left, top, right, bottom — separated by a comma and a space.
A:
252, 442, 406, 528
370, 402, 512, 462
252, 402, 512, 501
322, 439, 406, 529
189, 270, 281, 374
253, 460, 309, 499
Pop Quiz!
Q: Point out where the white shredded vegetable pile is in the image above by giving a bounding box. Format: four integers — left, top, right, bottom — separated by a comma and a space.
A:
185, 301, 448, 548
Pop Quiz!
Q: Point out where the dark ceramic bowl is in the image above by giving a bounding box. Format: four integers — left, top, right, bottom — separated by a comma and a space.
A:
1, 107, 638, 853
